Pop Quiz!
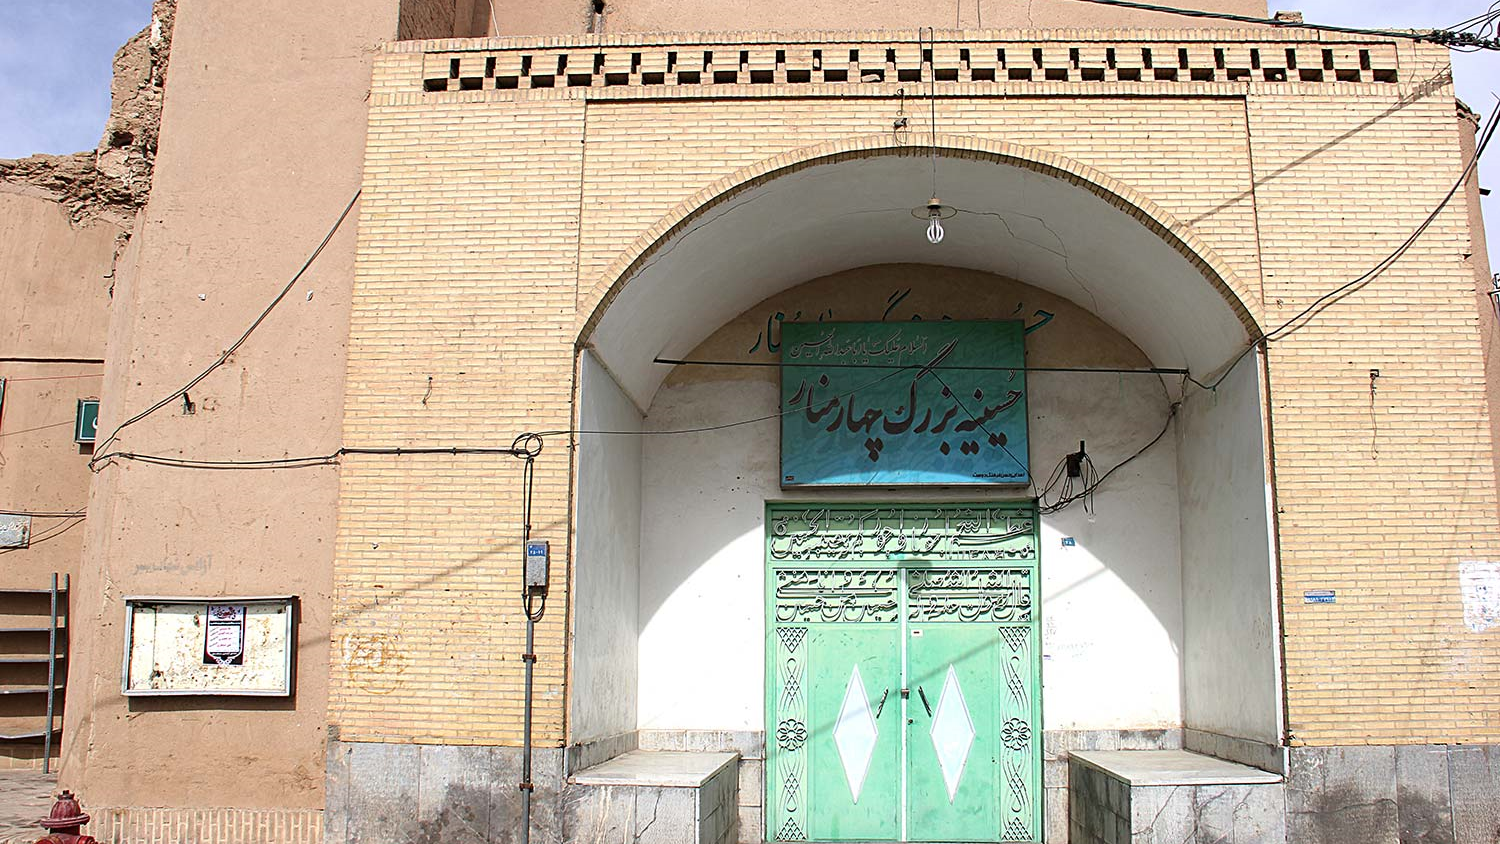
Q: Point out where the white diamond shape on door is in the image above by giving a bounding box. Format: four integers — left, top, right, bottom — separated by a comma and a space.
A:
833, 664, 879, 802
930, 664, 976, 802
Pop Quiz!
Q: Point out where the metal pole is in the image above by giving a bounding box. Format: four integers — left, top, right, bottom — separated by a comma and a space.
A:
521, 610, 535, 844
44, 572, 57, 775
518, 450, 538, 844
508, 436, 544, 844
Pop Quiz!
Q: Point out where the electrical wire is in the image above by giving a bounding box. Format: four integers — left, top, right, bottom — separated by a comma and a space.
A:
0, 509, 85, 518
927, 26, 939, 198
0, 357, 104, 365
90, 189, 362, 466
0, 420, 75, 439
0, 515, 85, 556
1446, 1, 1500, 51
536, 359, 920, 439
90, 444, 535, 471
1038, 447, 1100, 515
1447, 1, 1499, 32
1060, 0, 1500, 50
653, 357, 1189, 376
1189, 96, 1500, 393
87, 361, 918, 466
1039, 403, 1179, 515
1265, 100, 1498, 344
76, 48, 1496, 509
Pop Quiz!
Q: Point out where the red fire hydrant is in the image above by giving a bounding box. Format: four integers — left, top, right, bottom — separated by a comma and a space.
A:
34, 790, 97, 844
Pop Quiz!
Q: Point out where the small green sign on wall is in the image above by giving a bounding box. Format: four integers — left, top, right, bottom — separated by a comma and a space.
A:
75, 399, 99, 443
779, 321, 1028, 486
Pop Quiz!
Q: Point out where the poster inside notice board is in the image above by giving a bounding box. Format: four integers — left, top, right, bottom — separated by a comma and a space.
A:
779, 321, 1029, 486
123, 597, 294, 696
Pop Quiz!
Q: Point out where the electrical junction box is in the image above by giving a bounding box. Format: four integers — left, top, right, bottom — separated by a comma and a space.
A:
525, 540, 549, 593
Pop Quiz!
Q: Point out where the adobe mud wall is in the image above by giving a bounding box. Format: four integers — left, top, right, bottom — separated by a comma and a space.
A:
0, 0, 173, 227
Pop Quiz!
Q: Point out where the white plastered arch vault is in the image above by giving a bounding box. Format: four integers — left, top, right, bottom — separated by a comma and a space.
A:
568, 135, 1282, 777
579, 135, 1264, 407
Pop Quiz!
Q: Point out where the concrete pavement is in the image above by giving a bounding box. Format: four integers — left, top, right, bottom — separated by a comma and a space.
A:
0, 770, 55, 844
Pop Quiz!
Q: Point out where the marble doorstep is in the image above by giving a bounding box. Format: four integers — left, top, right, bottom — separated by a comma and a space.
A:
569, 750, 739, 788
1071, 749, 1282, 786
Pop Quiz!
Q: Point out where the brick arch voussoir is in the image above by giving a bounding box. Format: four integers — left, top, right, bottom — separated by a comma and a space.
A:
578, 133, 1263, 344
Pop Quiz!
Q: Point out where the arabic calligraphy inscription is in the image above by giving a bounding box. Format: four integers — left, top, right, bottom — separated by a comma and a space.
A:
780, 321, 1029, 486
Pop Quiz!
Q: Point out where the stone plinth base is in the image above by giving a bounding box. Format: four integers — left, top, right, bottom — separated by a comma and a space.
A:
324, 739, 565, 844
562, 750, 739, 844
1287, 744, 1500, 844
1069, 750, 1284, 844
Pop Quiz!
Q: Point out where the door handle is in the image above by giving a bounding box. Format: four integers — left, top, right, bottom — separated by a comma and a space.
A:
917, 685, 932, 717
875, 688, 889, 718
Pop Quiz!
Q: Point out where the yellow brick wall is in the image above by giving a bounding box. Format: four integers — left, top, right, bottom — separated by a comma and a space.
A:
1251, 87, 1500, 744
333, 31, 1500, 748
87, 807, 323, 844
574, 97, 1263, 313
332, 94, 584, 744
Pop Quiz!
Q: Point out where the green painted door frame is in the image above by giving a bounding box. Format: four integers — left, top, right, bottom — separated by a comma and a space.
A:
765, 504, 1042, 843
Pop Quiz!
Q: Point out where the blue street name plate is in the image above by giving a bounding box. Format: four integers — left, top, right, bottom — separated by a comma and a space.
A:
1303, 589, 1336, 604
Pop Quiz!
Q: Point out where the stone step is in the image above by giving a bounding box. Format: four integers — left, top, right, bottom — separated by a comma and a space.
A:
563, 750, 739, 844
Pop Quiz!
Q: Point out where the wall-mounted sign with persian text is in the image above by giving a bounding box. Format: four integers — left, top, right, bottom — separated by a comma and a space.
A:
780, 321, 1028, 486
203, 604, 247, 666
122, 596, 295, 696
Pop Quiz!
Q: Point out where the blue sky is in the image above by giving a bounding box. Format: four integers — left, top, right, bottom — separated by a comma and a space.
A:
0, 0, 151, 159
0, 0, 1494, 266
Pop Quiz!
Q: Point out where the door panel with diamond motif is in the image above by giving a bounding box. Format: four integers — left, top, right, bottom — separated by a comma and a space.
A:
804, 625, 901, 840
905, 620, 1038, 841
766, 505, 1042, 843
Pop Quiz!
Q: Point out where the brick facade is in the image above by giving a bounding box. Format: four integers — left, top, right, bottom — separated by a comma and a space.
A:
86, 807, 323, 844
331, 27, 1500, 753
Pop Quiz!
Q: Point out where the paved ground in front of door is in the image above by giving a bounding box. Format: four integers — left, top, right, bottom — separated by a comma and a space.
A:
0, 769, 56, 844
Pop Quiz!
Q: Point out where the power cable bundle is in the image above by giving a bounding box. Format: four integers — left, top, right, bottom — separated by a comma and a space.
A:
1063, 0, 1500, 50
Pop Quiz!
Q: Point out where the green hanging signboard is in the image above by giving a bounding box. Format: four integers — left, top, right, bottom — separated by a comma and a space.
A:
779, 321, 1028, 487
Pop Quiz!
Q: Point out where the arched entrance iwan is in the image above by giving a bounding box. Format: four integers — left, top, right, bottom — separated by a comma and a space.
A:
566, 140, 1278, 843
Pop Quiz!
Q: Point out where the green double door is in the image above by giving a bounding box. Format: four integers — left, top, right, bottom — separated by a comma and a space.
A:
766, 505, 1042, 843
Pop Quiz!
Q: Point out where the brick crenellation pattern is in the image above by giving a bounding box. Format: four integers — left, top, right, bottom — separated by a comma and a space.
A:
418, 38, 1399, 92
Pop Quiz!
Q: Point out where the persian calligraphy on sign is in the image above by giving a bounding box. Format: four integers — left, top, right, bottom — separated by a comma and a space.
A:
780, 321, 1028, 486
204, 604, 247, 666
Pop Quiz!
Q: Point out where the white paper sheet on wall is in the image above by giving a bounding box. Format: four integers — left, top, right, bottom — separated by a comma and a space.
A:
1459, 560, 1500, 633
